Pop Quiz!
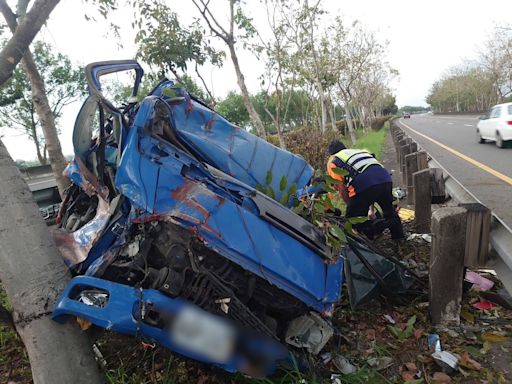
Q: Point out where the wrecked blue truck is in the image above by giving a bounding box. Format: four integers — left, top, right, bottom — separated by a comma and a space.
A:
51, 60, 344, 375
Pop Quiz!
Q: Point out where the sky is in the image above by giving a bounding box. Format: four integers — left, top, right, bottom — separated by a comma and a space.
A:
2, 0, 512, 160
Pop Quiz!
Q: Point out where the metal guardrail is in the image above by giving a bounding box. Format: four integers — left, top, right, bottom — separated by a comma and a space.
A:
393, 120, 512, 292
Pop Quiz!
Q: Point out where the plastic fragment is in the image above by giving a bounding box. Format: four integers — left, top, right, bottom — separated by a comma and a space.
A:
392, 187, 407, 200
321, 352, 332, 364
427, 334, 442, 352
333, 355, 357, 374
383, 314, 396, 324
406, 233, 431, 243
472, 301, 497, 310
465, 271, 494, 291
431, 351, 459, 372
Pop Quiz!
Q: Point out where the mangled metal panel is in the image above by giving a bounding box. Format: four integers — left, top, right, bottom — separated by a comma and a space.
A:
114, 105, 344, 312
150, 83, 314, 204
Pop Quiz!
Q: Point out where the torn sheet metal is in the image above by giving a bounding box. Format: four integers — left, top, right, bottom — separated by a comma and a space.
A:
53, 197, 113, 267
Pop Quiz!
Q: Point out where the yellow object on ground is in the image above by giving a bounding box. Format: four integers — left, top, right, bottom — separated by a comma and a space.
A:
398, 208, 415, 222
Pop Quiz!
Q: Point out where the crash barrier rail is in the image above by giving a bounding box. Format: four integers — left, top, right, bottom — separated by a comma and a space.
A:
390, 119, 512, 292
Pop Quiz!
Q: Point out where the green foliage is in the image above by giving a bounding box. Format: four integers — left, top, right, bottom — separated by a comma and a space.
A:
292, 173, 347, 249
399, 105, 430, 114
387, 315, 416, 341
131, 1, 222, 105
216, 91, 251, 128
426, 64, 499, 113
256, 171, 297, 206
353, 128, 387, 160
0, 41, 86, 164
370, 116, 391, 131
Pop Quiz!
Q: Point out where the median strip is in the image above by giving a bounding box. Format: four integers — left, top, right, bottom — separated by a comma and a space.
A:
399, 120, 512, 186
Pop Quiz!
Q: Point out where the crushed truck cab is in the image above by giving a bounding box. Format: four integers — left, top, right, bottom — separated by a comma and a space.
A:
52, 60, 344, 375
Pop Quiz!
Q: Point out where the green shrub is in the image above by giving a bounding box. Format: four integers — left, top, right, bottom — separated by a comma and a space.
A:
370, 116, 391, 131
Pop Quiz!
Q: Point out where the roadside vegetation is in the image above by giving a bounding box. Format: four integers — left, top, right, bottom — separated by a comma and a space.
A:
427, 25, 512, 113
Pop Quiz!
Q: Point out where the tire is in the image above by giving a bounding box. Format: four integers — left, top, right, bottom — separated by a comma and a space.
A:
496, 132, 504, 148
477, 130, 485, 144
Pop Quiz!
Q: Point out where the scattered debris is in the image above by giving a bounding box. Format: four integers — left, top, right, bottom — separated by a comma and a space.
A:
465, 270, 494, 291
285, 312, 334, 355
472, 301, 498, 310
427, 333, 442, 352
383, 314, 396, 324
332, 355, 357, 374
431, 351, 459, 372
407, 233, 432, 243
398, 207, 415, 222
480, 288, 512, 310
392, 187, 407, 200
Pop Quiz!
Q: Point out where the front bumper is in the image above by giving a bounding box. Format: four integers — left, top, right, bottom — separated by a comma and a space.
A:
53, 276, 292, 376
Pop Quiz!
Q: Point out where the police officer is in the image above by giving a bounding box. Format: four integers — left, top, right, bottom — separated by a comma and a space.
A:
327, 140, 404, 240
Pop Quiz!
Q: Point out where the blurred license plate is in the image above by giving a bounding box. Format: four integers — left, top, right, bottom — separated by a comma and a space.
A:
171, 306, 236, 363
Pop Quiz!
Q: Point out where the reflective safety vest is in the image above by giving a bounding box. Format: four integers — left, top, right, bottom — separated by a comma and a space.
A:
327, 149, 383, 192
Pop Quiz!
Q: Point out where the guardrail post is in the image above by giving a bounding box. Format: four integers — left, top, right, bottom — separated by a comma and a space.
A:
417, 151, 428, 171
458, 203, 491, 267
397, 138, 407, 163
430, 207, 467, 325
413, 169, 431, 233
401, 140, 416, 185
405, 152, 419, 205
430, 168, 446, 203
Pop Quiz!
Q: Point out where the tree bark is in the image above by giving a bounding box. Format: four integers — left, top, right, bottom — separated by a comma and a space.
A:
228, 43, 267, 139
344, 104, 357, 145
329, 98, 337, 132
0, 139, 103, 384
1, 0, 70, 196
0, 0, 60, 87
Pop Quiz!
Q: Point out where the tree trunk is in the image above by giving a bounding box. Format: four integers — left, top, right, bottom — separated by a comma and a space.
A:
344, 105, 357, 145
1, 2, 70, 196
31, 128, 46, 165
315, 80, 327, 132
227, 44, 267, 139
329, 99, 337, 132
263, 105, 286, 150
22, 48, 69, 196
0, 139, 103, 384
0, 0, 60, 87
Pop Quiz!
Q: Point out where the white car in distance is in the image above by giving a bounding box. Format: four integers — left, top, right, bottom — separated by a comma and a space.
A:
476, 102, 512, 148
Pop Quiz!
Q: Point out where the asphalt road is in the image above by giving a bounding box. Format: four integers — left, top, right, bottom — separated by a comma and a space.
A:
397, 114, 512, 227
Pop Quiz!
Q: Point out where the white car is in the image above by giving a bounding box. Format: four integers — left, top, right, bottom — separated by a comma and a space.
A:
476, 102, 512, 148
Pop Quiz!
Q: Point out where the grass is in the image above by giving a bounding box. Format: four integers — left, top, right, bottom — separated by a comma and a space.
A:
353, 126, 388, 160
0, 286, 31, 383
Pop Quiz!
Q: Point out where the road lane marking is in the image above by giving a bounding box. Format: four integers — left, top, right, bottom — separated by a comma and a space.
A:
447, 122, 454, 125
399, 120, 512, 186
464, 124, 474, 127
430, 116, 478, 120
